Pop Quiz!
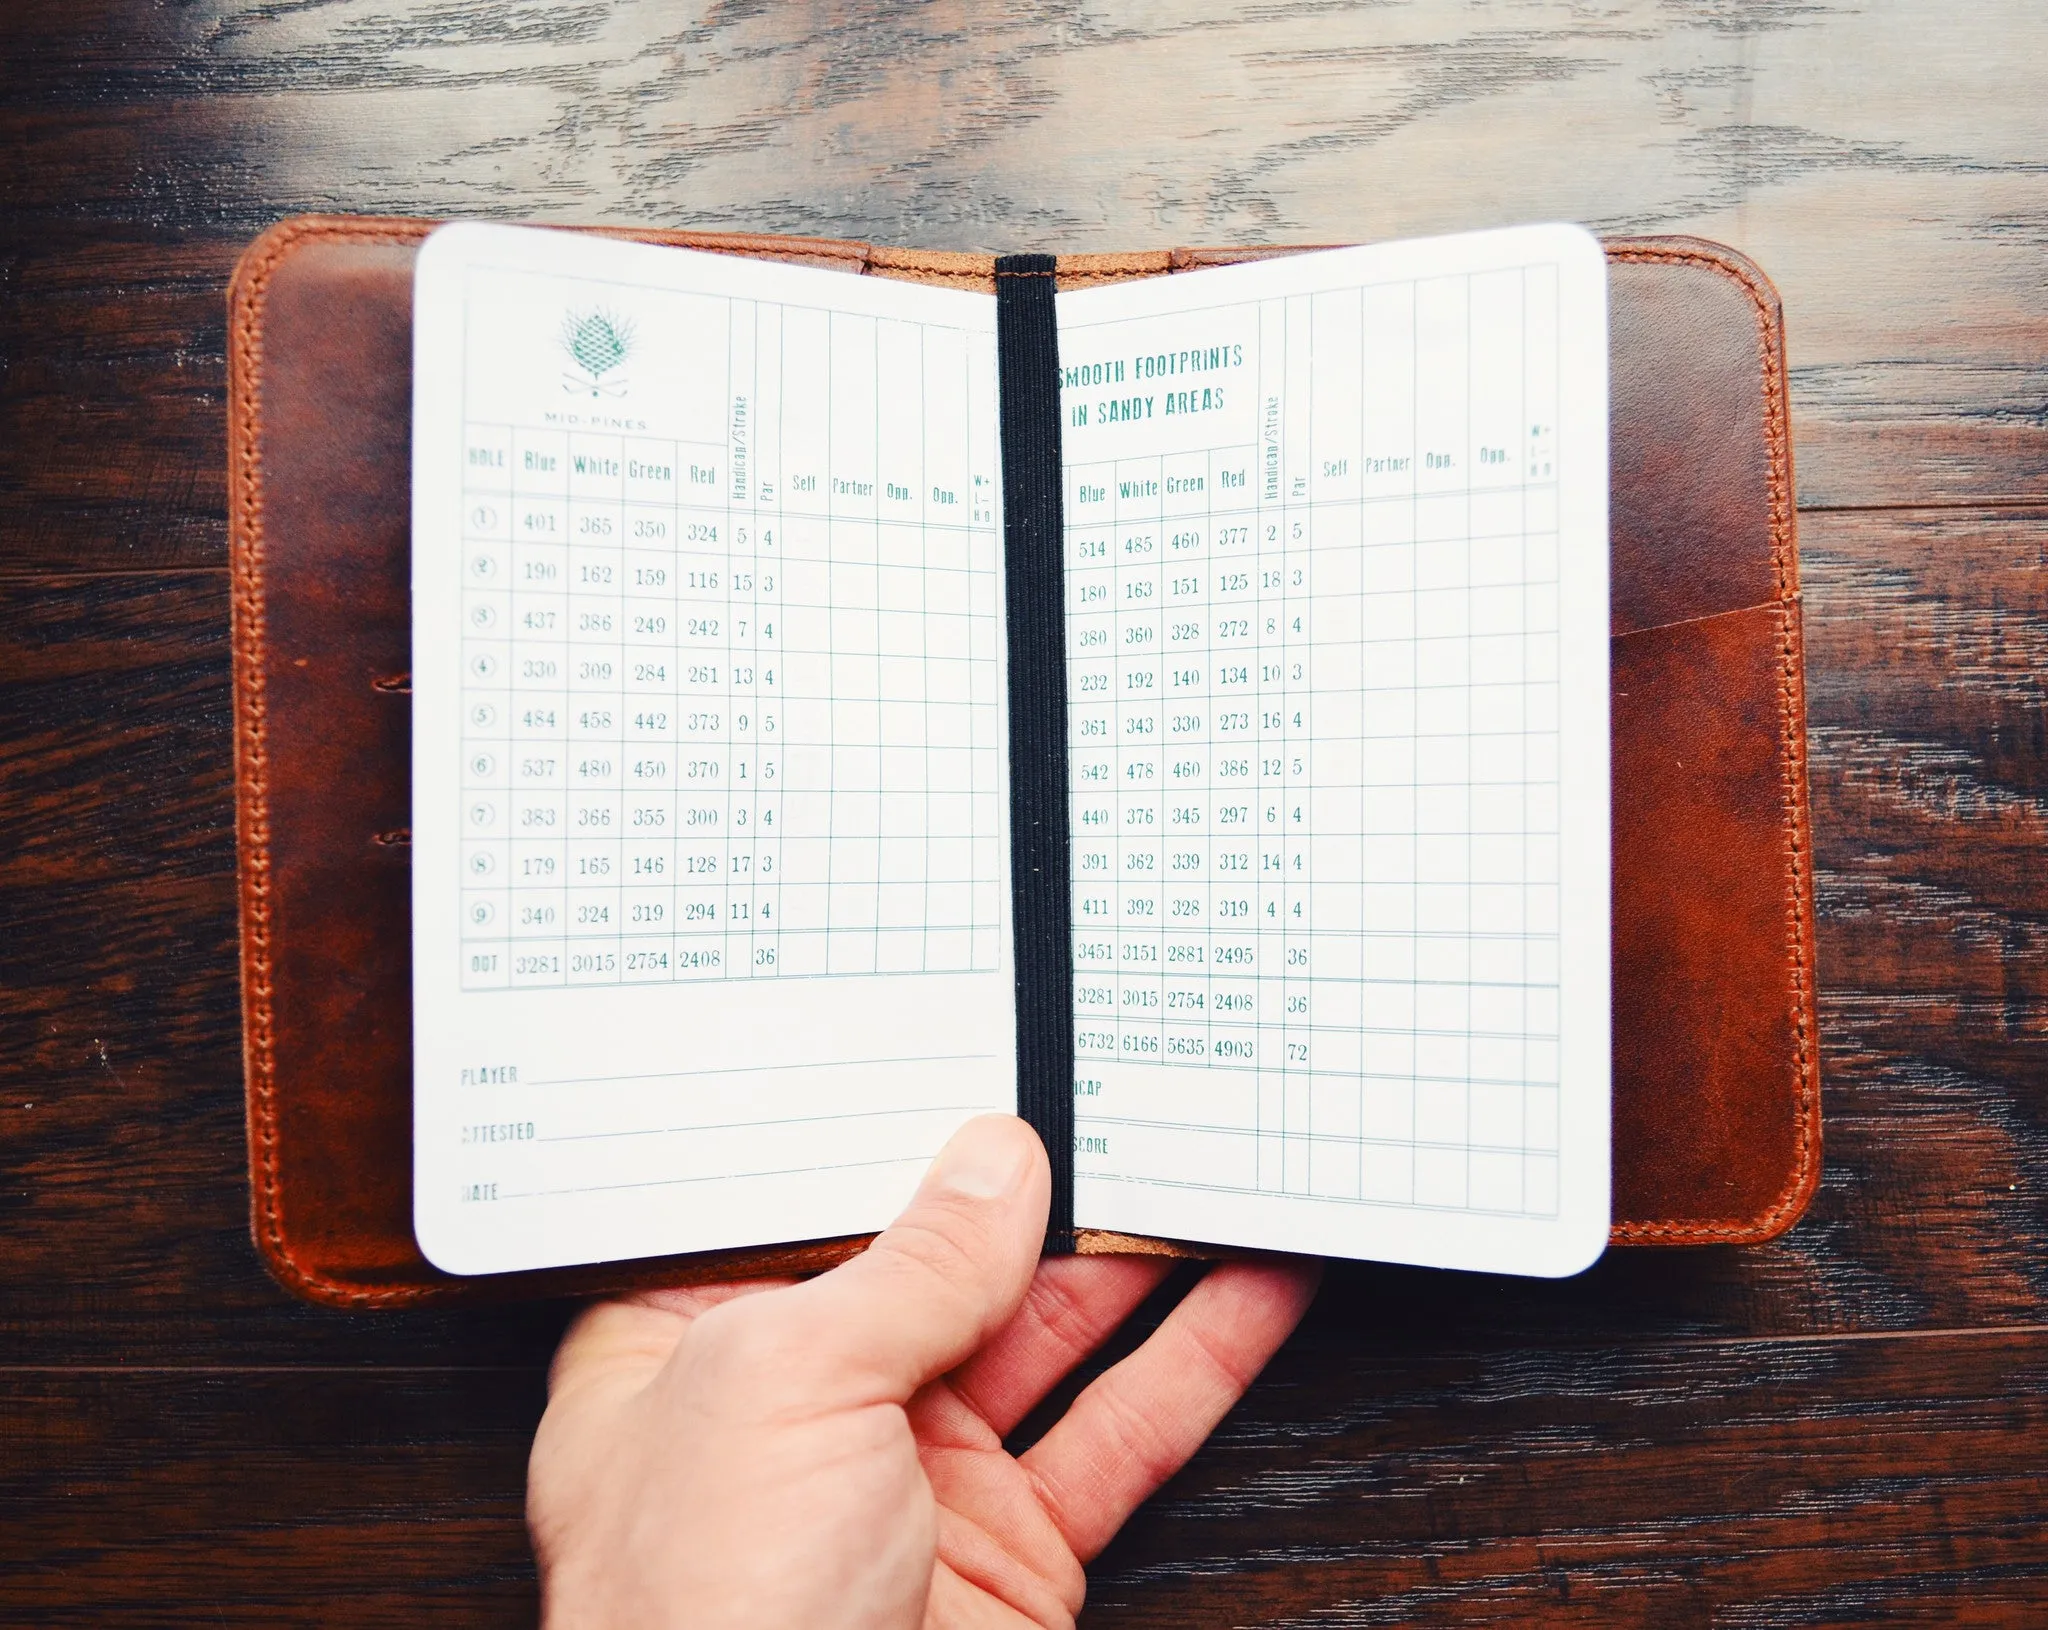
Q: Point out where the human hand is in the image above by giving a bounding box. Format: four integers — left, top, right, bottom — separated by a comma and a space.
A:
527, 1113, 1321, 1628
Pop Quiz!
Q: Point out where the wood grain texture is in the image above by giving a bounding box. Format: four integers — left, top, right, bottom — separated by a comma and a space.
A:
0, 1367, 546, 1627
4, 1331, 2045, 1626
3, 0, 2046, 1621
0, 572, 575, 1368
3, 0, 2048, 574
1088, 1325, 2048, 1626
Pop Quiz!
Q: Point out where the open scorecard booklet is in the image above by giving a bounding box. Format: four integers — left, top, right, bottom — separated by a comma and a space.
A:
410, 221, 1612, 1281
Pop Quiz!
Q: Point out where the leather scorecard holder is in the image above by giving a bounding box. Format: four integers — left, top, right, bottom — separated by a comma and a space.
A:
229, 216, 1820, 1308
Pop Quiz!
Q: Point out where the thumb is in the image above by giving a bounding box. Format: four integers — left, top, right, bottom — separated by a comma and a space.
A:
774, 1113, 1050, 1407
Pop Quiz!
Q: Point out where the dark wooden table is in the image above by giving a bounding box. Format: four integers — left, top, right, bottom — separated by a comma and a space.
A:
5, 2, 2046, 1622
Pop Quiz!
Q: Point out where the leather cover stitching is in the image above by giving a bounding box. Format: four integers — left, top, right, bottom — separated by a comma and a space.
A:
231, 216, 435, 1306
1601, 240, 1820, 1246
229, 218, 1821, 1302
232, 217, 885, 1306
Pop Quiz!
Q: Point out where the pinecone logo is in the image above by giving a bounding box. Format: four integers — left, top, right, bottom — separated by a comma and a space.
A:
560, 308, 635, 396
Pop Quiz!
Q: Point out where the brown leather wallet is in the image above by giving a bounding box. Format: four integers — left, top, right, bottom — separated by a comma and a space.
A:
228, 216, 1819, 1307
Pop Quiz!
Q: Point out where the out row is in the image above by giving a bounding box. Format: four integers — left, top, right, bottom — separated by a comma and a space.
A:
459, 927, 1006, 988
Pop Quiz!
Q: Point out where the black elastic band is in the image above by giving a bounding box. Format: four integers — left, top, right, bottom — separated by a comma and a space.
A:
995, 254, 1075, 1254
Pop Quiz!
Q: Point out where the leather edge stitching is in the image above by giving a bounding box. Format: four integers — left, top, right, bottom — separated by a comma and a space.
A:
1604, 243, 1819, 1247
236, 225, 1817, 1274
231, 215, 447, 1308
233, 215, 874, 1307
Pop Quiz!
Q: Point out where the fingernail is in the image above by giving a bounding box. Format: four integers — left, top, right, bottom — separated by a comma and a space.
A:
928, 1116, 1033, 1200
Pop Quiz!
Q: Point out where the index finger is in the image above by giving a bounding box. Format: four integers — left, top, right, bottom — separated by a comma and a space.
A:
948, 1252, 1176, 1438
1019, 1257, 1321, 1562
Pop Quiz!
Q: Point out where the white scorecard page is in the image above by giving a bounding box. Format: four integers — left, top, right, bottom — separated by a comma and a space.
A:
1057, 224, 1610, 1276
412, 224, 1014, 1276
